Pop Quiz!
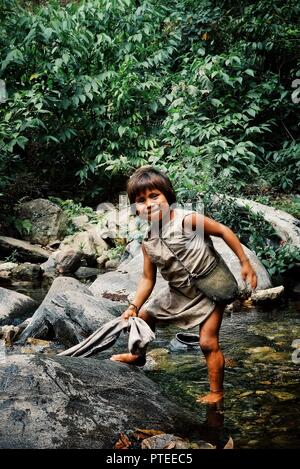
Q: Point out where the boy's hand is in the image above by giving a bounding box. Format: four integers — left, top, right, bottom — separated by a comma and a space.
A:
122, 308, 138, 320
241, 260, 257, 289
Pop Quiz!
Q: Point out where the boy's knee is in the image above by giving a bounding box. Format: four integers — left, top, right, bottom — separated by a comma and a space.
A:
138, 309, 156, 330
138, 308, 148, 320
199, 336, 219, 353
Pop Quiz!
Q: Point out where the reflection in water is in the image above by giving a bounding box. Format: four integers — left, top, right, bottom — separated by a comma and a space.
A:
196, 405, 225, 449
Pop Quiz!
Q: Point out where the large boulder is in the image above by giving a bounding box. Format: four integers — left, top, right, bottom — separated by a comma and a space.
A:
218, 196, 300, 247
0, 355, 201, 449
17, 277, 122, 347
0, 236, 50, 262
210, 236, 272, 295
59, 229, 109, 259
0, 287, 37, 325
18, 199, 68, 246
10, 263, 42, 282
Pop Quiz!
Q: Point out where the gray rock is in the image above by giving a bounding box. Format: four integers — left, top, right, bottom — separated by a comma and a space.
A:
40, 255, 57, 273
18, 198, 68, 246
224, 196, 300, 246
251, 285, 284, 303
105, 259, 120, 270
17, 277, 121, 347
74, 267, 99, 280
0, 262, 18, 280
0, 287, 37, 325
96, 253, 110, 267
211, 236, 272, 295
71, 214, 89, 230
11, 263, 42, 282
60, 229, 109, 259
0, 355, 200, 449
141, 434, 190, 449
0, 236, 50, 262
55, 249, 82, 274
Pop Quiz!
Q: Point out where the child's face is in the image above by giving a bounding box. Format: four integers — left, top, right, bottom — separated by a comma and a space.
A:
135, 188, 170, 223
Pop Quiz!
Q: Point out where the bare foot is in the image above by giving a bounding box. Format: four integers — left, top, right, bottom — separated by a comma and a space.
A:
196, 391, 223, 405
110, 353, 146, 366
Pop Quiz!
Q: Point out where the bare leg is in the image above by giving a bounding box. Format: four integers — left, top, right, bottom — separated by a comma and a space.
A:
196, 304, 225, 405
110, 309, 155, 365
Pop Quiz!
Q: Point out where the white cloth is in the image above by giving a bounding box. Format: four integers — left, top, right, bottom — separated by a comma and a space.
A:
58, 316, 155, 358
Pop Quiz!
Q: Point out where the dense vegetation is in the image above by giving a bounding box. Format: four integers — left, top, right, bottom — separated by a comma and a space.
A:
0, 0, 299, 280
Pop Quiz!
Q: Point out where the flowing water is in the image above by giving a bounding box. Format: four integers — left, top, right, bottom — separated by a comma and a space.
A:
144, 299, 300, 449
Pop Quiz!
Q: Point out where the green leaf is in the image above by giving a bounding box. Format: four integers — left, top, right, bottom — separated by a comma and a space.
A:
211, 98, 223, 108
118, 126, 127, 137
245, 69, 255, 77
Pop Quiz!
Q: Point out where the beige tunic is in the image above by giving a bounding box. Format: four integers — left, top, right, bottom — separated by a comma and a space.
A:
142, 207, 218, 330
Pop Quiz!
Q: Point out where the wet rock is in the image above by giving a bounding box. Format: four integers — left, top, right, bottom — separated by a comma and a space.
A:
245, 346, 288, 363
145, 349, 170, 370
224, 358, 238, 368
251, 286, 284, 303
0, 287, 37, 325
17, 277, 122, 347
0, 355, 201, 449
270, 391, 296, 401
247, 346, 275, 354
18, 198, 68, 246
248, 323, 300, 343
0, 236, 50, 262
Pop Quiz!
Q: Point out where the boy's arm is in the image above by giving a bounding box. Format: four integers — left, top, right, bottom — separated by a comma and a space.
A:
124, 243, 157, 318
184, 213, 257, 289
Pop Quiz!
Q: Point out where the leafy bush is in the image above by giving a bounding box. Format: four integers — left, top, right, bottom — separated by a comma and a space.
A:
0, 0, 299, 205
205, 194, 300, 281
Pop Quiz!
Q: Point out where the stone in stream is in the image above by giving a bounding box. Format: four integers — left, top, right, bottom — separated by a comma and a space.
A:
251, 286, 284, 303
0, 287, 37, 326
0, 354, 202, 449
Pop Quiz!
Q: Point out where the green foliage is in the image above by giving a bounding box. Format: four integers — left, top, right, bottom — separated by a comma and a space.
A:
48, 196, 100, 235
205, 194, 300, 280
0, 0, 299, 278
49, 196, 98, 221
253, 194, 300, 219
13, 217, 32, 236
0, 0, 298, 203
4, 249, 19, 263
107, 242, 126, 260
256, 242, 300, 278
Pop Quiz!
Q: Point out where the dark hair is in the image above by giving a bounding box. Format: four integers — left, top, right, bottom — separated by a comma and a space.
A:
127, 166, 177, 209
